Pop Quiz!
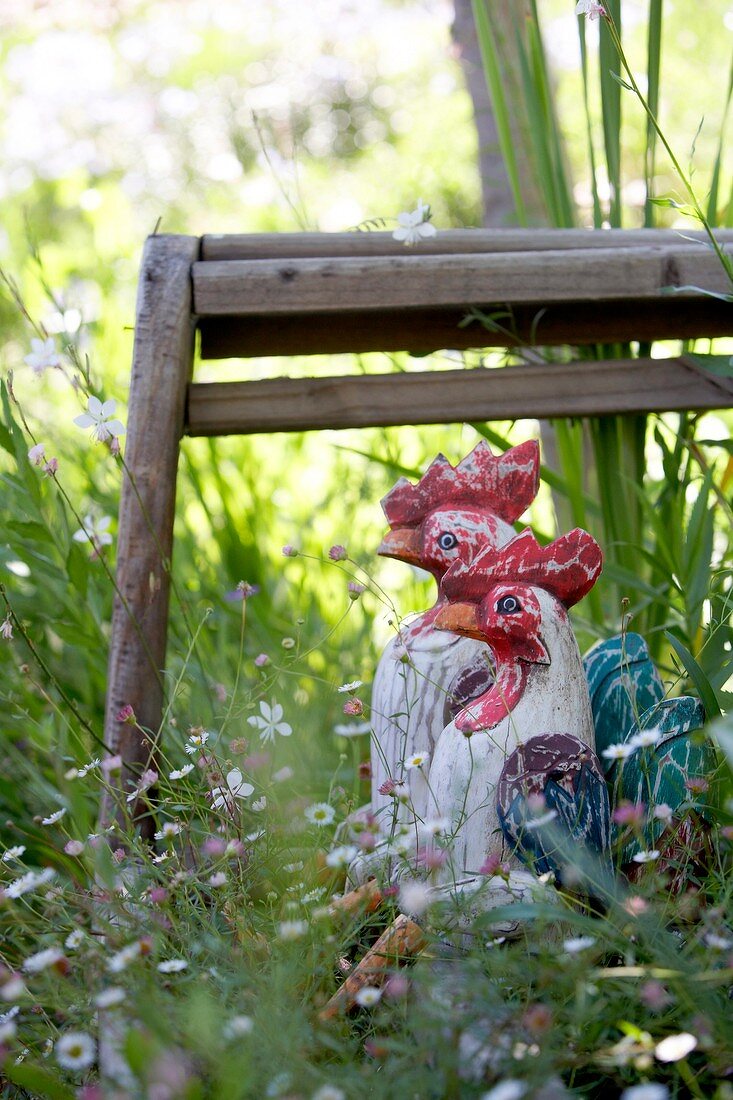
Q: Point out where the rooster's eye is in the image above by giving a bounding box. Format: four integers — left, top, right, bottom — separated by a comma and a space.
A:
496, 595, 520, 614
437, 532, 458, 551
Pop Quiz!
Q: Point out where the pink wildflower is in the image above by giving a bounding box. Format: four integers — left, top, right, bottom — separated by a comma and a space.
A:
612, 800, 646, 827
149, 887, 168, 904
358, 832, 376, 852
101, 754, 122, 776
28, 443, 46, 465
43, 457, 58, 476
417, 846, 447, 870
254, 653, 269, 668
201, 837, 227, 858
64, 839, 84, 857
347, 582, 365, 601
358, 760, 372, 781
639, 980, 672, 1011
479, 853, 511, 878
116, 705, 136, 725
343, 698, 364, 717
282, 545, 298, 557
1, 617, 12, 641
685, 776, 709, 795
329, 545, 348, 561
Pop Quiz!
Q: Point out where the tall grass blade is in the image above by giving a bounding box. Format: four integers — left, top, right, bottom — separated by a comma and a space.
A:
599, 0, 623, 225
644, 0, 664, 226
470, 0, 528, 225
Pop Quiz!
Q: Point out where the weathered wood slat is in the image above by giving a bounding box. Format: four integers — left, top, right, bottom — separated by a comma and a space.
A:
102, 234, 200, 833
185, 357, 733, 436
192, 247, 732, 316
201, 229, 733, 262
199, 298, 733, 359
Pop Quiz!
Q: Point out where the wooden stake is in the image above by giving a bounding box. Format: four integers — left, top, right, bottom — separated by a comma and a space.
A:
318, 914, 427, 1021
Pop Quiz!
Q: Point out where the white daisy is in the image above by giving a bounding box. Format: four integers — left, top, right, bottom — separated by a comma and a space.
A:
157, 959, 188, 974
354, 985, 382, 1007
563, 936, 596, 955
23, 946, 65, 973
41, 809, 66, 826
55, 1030, 96, 1071
632, 850, 660, 864
278, 920, 308, 941
337, 680, 363, 694
325, 845, 358, 869
169, 764, 195, 780
94, 987, 126, 1009
601, 743, 634, 762
404, 752, 429, 770
304, 803, 335, 827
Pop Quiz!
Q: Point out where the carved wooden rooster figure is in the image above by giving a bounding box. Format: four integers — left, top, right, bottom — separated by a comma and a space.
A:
429, 528, 612, 907
370, 440, 540, 829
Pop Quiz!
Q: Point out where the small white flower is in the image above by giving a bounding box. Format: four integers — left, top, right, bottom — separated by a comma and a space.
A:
333, 721, 371, 738
0, 616, 12, 640
602, 743, 634, 762
169, 764, 195, 780
6, 868, 55, 899
654, 1032, 697, 1063
398, 879, 432, 917
154, 822, 181, 841
157, 959, 188, 973
94, 987, 126, 1009
575, 0, 606, 19
0, 1018, 16, 1042
41, 808, 66, 826
73, 396, 125, 443
354, 985, 382, 1008
337, 680, 363, 694
64, 930, 85, 951
28, 443, 46, 466
72, 515, 113, 549
325, 844, 359, 869
652, 803, 673, 823
55, 1030, 96, 1071
312, 1087, 346, 1100
525, 809, 558, 830
563, 936, 596, 955
209, 872, 227, 887
23, 946, 64, 973
2, 846, 25, 862
252, 796, 267, 812
632, 849, 660, 864
223, 1014, 254, 1039
278, 920, 308, 941
210, 768, 255, 812
703, 931, 733, 950
304, 802, 336, 826
25, 337, 61, 375
184, 729, 211, 754
106, 942, 141, 973
247, 700, 292, 744
273, 766, 294, 783
404, 752, 429, 770
629, 727, 663, 750
423, 817, 451, 836
0, 977, 25, 1000
392, 199, 438, 246
480, 1082, 528, 1100
620, 1085, 669, 1100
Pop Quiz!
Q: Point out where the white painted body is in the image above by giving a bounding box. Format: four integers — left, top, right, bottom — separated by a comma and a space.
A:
370, 617, 492, 829
429, 589, 595, 884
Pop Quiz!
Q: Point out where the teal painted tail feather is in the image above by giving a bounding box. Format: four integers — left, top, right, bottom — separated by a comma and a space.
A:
583, 633, 664, 759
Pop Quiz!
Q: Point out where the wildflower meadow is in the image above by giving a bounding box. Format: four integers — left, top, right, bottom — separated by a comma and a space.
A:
0, 2, 732, 1098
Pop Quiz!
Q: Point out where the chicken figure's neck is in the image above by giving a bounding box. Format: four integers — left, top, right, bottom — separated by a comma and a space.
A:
454, 648, 528, 732
399, 594, 449, 647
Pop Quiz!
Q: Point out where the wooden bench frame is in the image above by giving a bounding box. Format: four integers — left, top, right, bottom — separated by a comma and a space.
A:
104, 229, 733, 806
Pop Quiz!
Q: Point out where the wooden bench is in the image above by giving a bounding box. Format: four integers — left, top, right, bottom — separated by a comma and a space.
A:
104, 229, 733, 817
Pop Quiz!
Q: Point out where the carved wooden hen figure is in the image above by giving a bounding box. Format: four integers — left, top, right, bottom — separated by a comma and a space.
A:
370, 440, 540, 829
428, 528, 612, 908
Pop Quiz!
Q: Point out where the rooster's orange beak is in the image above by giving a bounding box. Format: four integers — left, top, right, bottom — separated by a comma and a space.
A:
378, 527, 421, 565
434, 601, 482, 640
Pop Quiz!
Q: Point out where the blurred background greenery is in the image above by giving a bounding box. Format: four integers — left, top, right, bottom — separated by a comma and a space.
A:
0, 0, 732, 813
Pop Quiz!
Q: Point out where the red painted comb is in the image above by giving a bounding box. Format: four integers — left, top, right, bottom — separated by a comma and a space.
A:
441, 527, 603, 608
380, 440, 540, 528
